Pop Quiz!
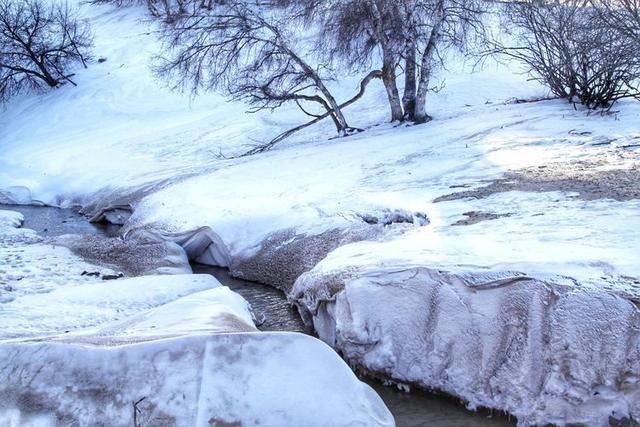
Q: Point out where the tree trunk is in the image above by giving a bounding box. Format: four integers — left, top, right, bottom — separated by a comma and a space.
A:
415, 18, 442, 124
382, 53, 404, 122
320, 86, 350, 133
279, 39, 351, 133
365, 0, 404, 121
33, 58, 59, 87
402, 40, 417, 121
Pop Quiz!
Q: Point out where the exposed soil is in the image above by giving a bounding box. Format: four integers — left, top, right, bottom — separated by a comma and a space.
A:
436, 151, 640, 203
452, 211, 512, 226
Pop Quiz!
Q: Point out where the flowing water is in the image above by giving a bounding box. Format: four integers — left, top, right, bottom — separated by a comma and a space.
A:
5, 205, 515, 427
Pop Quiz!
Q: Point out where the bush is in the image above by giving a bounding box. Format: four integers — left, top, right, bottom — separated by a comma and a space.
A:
493, 0, 640, 109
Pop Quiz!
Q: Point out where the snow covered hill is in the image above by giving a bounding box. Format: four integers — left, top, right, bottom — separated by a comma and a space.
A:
2, 0, 640, 425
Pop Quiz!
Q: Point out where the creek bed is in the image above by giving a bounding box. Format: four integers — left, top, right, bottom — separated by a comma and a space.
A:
5, 205, 514, 426
193, 263, 514, 427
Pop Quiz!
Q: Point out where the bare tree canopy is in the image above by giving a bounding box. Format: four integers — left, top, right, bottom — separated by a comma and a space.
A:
154, 0, 379, 142
490, 0, 640, 108
592, 0, 640, 42
0, 0, 92, 102
91, 0, 189, 22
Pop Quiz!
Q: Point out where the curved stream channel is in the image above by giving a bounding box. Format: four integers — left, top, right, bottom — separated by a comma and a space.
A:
5, 204, 515, 427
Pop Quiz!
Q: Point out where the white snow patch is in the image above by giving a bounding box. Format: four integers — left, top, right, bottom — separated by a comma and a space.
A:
0, 274, 224, 340
0, 210, 24, 228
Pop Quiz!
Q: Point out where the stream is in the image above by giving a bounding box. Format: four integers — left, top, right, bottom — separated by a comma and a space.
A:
3, 204, 515, 427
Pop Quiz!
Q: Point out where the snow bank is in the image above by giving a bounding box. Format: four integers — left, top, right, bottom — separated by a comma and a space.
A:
292, 260, 640, 426
0, 209, 24, 228
54, 232, 192, 276
0, 274, 223, 340
0, 332, 393, 427
0, 269, 392, 426
124, 226, 232, 267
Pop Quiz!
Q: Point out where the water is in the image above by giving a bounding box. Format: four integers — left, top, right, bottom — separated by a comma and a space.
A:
192, 264, 307, 333
7, 205, 515, 427
0, 204, 120, 237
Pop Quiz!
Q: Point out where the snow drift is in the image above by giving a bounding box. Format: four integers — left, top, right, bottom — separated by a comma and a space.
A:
0, 332, 393, 427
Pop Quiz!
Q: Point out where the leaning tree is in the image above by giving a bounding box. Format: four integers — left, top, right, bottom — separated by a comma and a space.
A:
0, 0, 92, 102
155, 0, 382, 153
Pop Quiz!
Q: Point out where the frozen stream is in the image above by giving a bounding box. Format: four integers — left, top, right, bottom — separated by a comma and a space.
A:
5, 205, 514, 426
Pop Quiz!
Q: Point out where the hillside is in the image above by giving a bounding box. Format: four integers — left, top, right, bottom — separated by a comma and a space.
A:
2, 0, 640, 425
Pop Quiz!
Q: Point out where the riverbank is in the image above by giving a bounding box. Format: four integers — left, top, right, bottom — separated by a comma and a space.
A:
0, 207, 395, 426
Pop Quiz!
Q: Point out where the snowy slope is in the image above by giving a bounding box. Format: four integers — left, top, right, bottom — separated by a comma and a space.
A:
0, 1, 545, 207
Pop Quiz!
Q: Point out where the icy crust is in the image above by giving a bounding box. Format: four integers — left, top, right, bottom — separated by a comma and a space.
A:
123, 226, 232, 268
292, 265, 640, 426
0, 333, 393, 427
0, 274, 223, 340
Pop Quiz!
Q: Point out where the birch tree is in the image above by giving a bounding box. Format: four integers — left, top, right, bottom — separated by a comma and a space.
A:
305, 0, 485, 123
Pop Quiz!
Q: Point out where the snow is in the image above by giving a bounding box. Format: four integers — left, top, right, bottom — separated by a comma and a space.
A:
0, 274, 228, 340
0, 213, 393, 426
0, 209, 24, 228
0, 334, 392, 426
0, 209, 121, 305
1, 0, 640, 424
292, 264, 640, 425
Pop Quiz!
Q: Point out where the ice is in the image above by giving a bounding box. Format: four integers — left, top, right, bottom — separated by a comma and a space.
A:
291, 257, 640, 425
0, 210, 24, 228
0, 268, 392, 427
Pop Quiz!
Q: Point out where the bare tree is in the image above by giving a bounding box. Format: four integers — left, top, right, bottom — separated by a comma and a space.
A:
490, 0, 640, 108
304, 0, 485, 123
155, 0, 374, 145
90, 0, 188, 21
0, 0, 92, 102
305, 0, 406, 121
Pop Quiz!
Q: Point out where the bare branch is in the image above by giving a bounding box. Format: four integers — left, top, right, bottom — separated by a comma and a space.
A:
0, 0, 92, 102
